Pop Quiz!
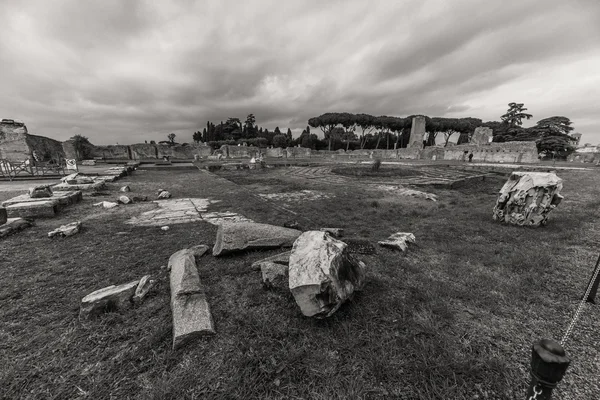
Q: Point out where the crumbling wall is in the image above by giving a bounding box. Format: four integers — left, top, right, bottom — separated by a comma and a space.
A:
266, 147, 285, 158
130, 143, 158, 160
286, 147, 311, 158
443, 142, 538, 163
223, 145, 260, 159
568, 151, 600, 163
91, 145, 130, 159
0, 122, 30, 162
25, 134, 65, 162
156, 144, 198, 159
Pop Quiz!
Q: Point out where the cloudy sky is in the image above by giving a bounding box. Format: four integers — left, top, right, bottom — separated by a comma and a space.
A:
1, 0, 599, 145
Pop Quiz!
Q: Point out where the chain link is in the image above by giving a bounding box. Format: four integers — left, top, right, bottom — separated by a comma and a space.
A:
560, 256, 600, 346
528, 384, 543, 400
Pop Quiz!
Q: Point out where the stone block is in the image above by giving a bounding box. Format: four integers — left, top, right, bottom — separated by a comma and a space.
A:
5, 200, 58, 218
213, 222, 302, 256
493, 171, 563, 226
79, 280, 139, 320
29, 185, 53, 198
289, 231, 366, 318
408, 116, 426, 149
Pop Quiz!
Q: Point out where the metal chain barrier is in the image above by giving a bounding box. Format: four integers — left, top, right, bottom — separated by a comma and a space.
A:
528, 384, 543, 400
560, 255, 600, 346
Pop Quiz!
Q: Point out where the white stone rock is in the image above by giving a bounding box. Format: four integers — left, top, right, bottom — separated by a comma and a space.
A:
288, 231, 366, 318
79, 280, 139, 319
378, 232, 416, 252
158, 191, 172, 199
133, 275, 155, 303
120, 185, 131, 192
119, 195, 132, 204
161, 226, 170, 231
48, 221, 82, 238
493, 171, 564, 226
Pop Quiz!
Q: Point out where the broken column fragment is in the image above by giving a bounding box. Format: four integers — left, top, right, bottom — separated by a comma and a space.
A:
79, 280, 139, 320
493, 171, 563, 226
212, 222, 301, 256
288, 231, 366, 318
169, 249, 215, 350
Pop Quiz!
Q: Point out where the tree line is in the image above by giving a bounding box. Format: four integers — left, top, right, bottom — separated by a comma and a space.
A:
188, 104, 579, 157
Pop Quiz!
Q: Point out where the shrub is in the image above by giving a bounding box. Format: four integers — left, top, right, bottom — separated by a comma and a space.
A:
371, 158, 382, 172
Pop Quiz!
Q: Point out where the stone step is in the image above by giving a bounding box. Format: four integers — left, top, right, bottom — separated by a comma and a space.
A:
1, 190, 82, 208
5, 200, 58, 218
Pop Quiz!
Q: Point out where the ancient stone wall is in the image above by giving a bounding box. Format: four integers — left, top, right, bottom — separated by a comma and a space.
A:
441, 142, 538, 163
568, 152, 600, 163
91, 145, 131, 159
266, 147, 285, 158
25, 134, 65, 162
130, 143, 158, 160
286, 147, 311, 158
222, 145, 260, 159
408, 116, 426, 149
0, 122, 30, 162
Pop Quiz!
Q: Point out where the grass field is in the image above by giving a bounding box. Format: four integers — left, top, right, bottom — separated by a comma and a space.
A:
1, 164, 599, 399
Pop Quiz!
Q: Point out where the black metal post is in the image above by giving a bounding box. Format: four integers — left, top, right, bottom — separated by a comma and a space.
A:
526, 339, 570, 399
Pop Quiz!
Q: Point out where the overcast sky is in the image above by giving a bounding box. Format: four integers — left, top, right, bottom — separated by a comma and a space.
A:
1, 0, 599, 145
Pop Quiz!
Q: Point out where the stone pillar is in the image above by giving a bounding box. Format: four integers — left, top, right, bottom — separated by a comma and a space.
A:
471, 127, 493, 145
408, 116, 426, 149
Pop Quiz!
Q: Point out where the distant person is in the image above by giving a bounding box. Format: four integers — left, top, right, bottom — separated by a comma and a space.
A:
468, 152, 473, 162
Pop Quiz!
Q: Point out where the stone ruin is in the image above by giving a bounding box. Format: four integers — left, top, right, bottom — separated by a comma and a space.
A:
493, 171, 563, 226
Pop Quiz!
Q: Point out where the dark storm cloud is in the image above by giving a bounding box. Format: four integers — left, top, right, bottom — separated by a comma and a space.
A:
0, 0, 599, 145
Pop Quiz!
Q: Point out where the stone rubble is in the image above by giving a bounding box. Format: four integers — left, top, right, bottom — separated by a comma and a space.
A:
212, 222, 302, 256
29, 185, 53, 199
120, 185, 131, 192
133, 275, 155, 304
288, 231, 366, 318
378, 232, 416, 252
118, 195, 132, 205
157, 190, 172, 199
250, 251, 291, 271
261, 262, 289, 290
48, 221, 82, 238
493, 171, 564, 226
94, 201, 119, 209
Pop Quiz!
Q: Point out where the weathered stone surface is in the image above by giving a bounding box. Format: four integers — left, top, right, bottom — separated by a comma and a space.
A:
169, 249, 202, 296
94, 201, 119, 209
118, 195, 132, 204
320, 228, 343, 237
288, 231, 366, 318
493, 172, 564, 226
54, 181, 105, 191
378, 232, 416, 252
213, 222, 302, 256
2, 191, 81, 207
0, 218, 33, 238
408, 116, 426, 149
48, 221, 81, 238
158, 190, 172, 199
133, 275, 155, 303
29, 185, 53, 198
79, 280, 139, 319
261, 261, 288, 289
190, 244, 210, 258
0, 208, 6, 225
171, 293, 215, 349
250, 251, 291, 271
169, 249, 215, 349
120, 185, 131, 192
5, 200, 57, 218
